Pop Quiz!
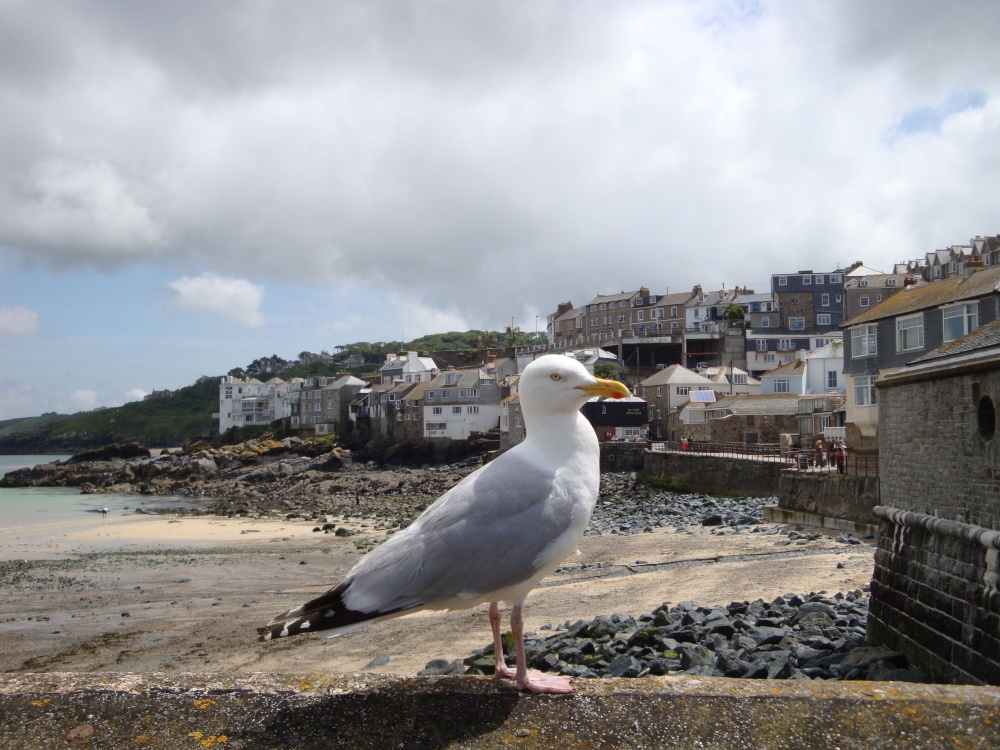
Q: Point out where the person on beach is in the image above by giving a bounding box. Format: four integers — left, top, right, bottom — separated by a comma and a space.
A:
101, 507, 109, 518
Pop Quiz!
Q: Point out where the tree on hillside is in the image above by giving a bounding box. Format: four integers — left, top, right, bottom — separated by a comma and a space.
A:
594, 361, 623, 381
723, 302, 745, 321
504, 325, 519, 349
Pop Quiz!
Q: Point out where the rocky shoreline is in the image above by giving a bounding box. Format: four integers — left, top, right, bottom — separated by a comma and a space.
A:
3, 439, 920, 684
0, 438, 474, 524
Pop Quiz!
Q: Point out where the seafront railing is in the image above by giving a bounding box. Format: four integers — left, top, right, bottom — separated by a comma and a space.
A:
648, 440, 879, 477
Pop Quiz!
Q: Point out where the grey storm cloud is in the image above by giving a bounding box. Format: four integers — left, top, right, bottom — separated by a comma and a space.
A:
2, 0, 1000, 323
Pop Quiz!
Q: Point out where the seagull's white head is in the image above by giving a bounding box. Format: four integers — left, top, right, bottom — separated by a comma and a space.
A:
518, 354, 631, 422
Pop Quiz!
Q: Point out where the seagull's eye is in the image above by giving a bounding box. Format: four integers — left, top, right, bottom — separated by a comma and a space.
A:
550, 373, 562, 381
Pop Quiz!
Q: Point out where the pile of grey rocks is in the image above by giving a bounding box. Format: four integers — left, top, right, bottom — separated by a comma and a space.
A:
429, 590, 927, 683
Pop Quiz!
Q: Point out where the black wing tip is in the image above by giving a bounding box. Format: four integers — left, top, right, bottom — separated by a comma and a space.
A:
258, 580, 384, 642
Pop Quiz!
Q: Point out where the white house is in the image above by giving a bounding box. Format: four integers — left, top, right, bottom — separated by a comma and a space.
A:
379, 351, 439, 385
423, 367, 502, 440
218, 375, 273, 433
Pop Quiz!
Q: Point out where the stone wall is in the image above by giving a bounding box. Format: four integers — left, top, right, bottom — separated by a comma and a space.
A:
777, 473, 880, 524
869, 506, 1000, 685
874, 362, 1000, 685
879, 369, 1000, 528
642, 451, 784, 497
600, 442, 647, 471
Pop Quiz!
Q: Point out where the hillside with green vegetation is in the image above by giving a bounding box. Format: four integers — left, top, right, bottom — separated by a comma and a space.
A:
0, 328, 551, 454
0, 379, 221, 454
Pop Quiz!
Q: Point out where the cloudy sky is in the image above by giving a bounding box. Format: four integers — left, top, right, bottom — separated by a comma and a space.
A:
2, 0, 999, 419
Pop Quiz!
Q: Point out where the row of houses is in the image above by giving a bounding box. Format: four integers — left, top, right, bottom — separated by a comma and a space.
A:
545, 236, 1000, 380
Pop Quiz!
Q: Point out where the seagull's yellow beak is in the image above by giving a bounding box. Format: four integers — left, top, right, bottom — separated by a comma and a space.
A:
577, 378, 631, 400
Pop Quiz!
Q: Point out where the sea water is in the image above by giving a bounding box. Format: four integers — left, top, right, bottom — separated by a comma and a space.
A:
0, 455, 199, 541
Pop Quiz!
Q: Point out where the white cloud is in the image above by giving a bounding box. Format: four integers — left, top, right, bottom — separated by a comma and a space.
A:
0, 305, 39, 336
67, 389, 97, 411
0, 380, 40, 420
0, 159, 164, 263
165, 272, 265, 327
2, 1, 1000, 329
390, 294, 471, 339
124, 388, 148, 402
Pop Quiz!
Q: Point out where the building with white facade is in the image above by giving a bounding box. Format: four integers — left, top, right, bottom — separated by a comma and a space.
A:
423, 367, 502, 439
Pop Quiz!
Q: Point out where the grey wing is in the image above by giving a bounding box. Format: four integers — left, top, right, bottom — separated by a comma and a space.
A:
342, 453, 576, 614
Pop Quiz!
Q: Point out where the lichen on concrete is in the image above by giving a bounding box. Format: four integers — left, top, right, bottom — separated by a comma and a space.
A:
1, 672, 998, 749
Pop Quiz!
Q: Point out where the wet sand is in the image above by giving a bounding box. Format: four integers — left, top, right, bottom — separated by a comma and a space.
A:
0, 512, 876, 678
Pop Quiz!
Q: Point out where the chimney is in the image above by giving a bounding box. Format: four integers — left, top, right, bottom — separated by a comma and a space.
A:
556, 301, 574, 316
693, 284, 702, 295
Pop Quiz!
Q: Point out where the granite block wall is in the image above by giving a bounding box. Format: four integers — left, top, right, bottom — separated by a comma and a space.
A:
874, 366, 1000, 685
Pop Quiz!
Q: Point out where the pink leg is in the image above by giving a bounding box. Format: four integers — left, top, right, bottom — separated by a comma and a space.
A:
510, 602, 574, 694
489, 602, 516, 680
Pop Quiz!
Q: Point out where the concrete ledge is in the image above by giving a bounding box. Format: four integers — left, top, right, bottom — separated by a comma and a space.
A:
3, 673, 999, 749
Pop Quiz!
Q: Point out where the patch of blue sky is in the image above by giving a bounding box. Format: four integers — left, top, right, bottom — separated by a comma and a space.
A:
887, 90, 987, 141
693, 0, 764, 33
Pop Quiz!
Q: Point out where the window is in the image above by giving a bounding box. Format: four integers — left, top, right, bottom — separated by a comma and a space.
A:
600, 303, 606, 310
860, 296, 870, 308
778, 276, 788, 286
854, 375, 877, 406
774, 379, 790, 393
942, 303, 979, 342
761, 316, 770, 327
764, 354, 775, 362
789, 317, 805, 330
860, 279, 869, 287
803, 276, 811, 285
851, 325, 878, 357
756, 339, 767, 351
816, 314, 832, 326
778, 338, 792, 350
452, 406, 462, 414
618, 314, 625, 324
671, 306, 677, 317
814, 275, 824, 285
831, 274, 842, 283
590, 317, 597, 327
886, 278, 897, 286
637, 310, 644, 322
896, 313, 924, 352
432, 406, 442, 415
467, 406, 479, 414
821, 293, 830, 307
655, 387, 662, 397
827, 371, 838, 389
677, 386, 690, 396
791, 296, 800, 304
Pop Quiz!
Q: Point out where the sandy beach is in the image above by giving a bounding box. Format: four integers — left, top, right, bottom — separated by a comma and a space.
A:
0, 509, 876, 678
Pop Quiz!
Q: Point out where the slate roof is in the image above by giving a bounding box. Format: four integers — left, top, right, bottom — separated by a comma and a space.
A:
583, 290, 641, 307
912, 319, 1000, 363
842, 266, 1000, 327
655, 291, 697, 307
710, 393, 800, 415
762, 359, 804, 378
323, 375, 366, 390
638, 365, 716, 388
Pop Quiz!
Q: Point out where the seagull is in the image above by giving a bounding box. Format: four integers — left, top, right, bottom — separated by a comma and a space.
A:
258, 354, 630, 693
